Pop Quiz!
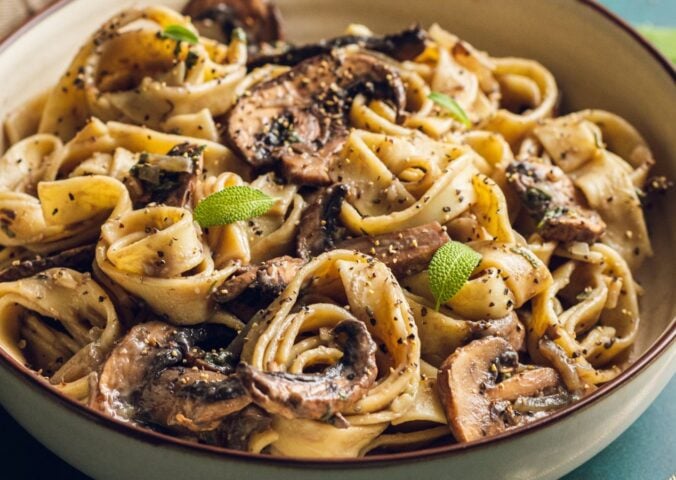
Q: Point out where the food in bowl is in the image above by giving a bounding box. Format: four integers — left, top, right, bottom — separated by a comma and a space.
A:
0, 0, 668, 458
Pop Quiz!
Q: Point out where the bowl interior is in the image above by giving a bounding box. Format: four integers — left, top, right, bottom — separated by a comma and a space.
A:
0, 0, 673, 445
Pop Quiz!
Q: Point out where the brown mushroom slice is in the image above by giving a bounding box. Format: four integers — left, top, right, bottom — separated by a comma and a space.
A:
0, 244, 95, 282
212, 256, 304, 321
138, 368, 250, 432
246, 25, 427, 70
467, 312, 526, 352
126, 143, 204, 208
538, 337, 593, 395
94, 321, 242, 421
183, 0, 283, 45
225, 51, 406, 185
335, 222, 450, 278
437, 336, 566, 442
296, 184, 349, 259
200, 404, 272, 450
238, 319, 377, 423
506, 159, 606, 243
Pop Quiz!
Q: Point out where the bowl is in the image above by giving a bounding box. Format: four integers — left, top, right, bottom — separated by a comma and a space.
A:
0, 0, 674, 479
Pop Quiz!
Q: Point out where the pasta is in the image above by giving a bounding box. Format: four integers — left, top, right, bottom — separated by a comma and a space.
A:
0, 1, 666, 458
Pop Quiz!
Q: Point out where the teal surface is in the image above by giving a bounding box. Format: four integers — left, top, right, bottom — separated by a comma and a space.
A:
563, 379, 675, 479
564, 4, 675, 479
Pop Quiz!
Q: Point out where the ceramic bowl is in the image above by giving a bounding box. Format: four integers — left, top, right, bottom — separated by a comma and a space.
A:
0, 1, 674, 479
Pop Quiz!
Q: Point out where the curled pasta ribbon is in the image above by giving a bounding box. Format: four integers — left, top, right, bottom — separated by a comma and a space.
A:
52, 117, 246, 180
404, 241, 551, 321
39, 6, 246, 141
194, 172, 251, 268
3, 90, 50, 146
534, 111, 652, 268
0, 134, 63, 193
96, 205, 236, 326
480, 57, 558, 148
405, 292, 526, 367
244, 174, 305, 264
334, 130, 516, 242
529, 243, 639, 385
0, 175, 131, 254
335, 131, 478, 235
0, 268, 121, 400
240, 250, 420, 457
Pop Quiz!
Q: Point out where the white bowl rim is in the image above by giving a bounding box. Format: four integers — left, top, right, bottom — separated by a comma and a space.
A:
0, 0, 674, 467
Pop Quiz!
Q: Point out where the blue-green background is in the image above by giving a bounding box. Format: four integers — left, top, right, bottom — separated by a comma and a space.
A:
0, 1, 673, 479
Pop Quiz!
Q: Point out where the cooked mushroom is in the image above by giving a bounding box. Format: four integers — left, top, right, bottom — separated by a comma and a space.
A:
506, 159, 606, 243
0, 244, 95, 282
212, 256, 304, 321
335, 222, 450, 277
538, 338, 593, 395
467, 312, 526, 352
247, 25, 427, 70
225, 51, 406, 185
183, 0, 283, 45
126, 143, 204, 208
200, 404, 272, 450
238, 319, 377, 424
296, 184, 349, 259
436, 336, 568, 442
94, 321, 247, 430
138, 367, 250, 432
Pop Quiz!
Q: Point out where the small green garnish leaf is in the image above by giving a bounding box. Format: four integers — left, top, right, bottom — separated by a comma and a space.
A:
428, 241, 482, 310
161, 24, 199, 45
193, 186, 276, 228
429, 91, 472, 127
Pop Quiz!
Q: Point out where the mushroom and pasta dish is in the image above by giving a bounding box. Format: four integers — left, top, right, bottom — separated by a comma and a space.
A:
0, 0, 668, 458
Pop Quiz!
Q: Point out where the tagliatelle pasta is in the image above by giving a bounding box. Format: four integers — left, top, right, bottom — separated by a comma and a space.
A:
0, 2, 664, 458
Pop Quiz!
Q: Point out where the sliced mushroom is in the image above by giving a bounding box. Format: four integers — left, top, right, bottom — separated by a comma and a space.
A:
212, 256, 304, 321
335, 222, 450, 278
0, 244, 95, 282
296, 184, 349, 259
247, 25, 427, 70
126, 143, 204, 208
506, 159, 606, 243
238, 319, 377, 423
538, 338, 593, 395
200, 404, 272, 450
94, 321, 246, 429
183, 0, 283, 45
467, 312, 526, 352
225, 51, 406, 185
436, 336, 568, 442
138, 367, 250, 432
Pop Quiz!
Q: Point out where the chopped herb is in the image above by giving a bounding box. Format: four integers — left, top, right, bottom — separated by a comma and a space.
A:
537, 206, 567, 230
525, 186, 552, 209
160, 24, 199, 45
428, 91, 471, 127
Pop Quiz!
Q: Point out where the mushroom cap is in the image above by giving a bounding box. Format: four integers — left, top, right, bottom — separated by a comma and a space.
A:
225, 51, 406, 185
436, 336, 562, 442
183, 0, 283, 45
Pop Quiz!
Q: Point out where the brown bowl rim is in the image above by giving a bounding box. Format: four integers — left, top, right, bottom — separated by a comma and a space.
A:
0, 0, 674, 468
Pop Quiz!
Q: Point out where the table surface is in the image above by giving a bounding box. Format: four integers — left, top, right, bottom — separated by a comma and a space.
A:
0, 1, 674, 479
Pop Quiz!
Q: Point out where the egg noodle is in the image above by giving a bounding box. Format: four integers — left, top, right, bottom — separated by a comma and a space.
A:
0, 3, 661, 457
